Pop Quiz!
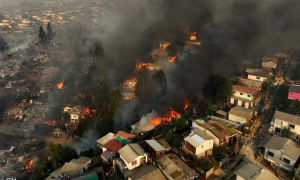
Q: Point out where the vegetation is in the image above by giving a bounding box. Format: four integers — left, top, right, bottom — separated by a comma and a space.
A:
0, 36, 9, 53
32, 162, 49, 180
164, 131, 183, 148
283, 100, 300, 115
92, 155, 104, 167
76, 117, 92, 137
260, 80, 273, 94
213, 147, 225, 161
203, 74, 233, 105
47, 22, 52, 36
281, 127, 293, 138
135, 66, 153, 103
295, 168, 300, 180
38, 26, 46, 43
175, 117, 187, 131
198, 98, 218, 116
192, 158, 214, 171
292, 64, 300, 80
153, 70, 167, 96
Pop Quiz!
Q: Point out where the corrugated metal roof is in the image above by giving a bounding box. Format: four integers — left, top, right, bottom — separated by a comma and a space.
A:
289, 84, 300, 94
118, 143, 145, 164
233, 85, 258, 95
193, 120, 225, 139
257, 135, 286, 150
235, 162, 278, 180
192, 129, 214, 140
157, 155, 185, 179
145, 140, 165, 151
273, 110, 300, 125
245, 68, 270, 78
283, 139, 300, 160
96, 132, 115, 146
229, 106, 253, 118
126, 164, 166, 180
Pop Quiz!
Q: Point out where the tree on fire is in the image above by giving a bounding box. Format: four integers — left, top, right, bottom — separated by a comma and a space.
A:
153, 70, 167, 97
203, 74, 233, 105
135, 66, 153, 103
38, 26, 46, 43
92, 76, 122, 136
0, 35, 9, 53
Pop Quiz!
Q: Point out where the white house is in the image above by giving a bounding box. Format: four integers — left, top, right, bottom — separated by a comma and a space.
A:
117, 143, 148, 171
58, 156, 91, 178
230, 85, 259, 109
269, 110, 300, 139
192, 120, 226, 146
228, 106, 254, 124
235, 162, 278, 180
258, 135, 300, 172
245, 68, 271, 82
182, 129, 214, 158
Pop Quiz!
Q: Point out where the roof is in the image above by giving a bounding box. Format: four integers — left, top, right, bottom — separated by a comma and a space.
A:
207, 121, 237, 136
262, 57, 278, 63
102, 139, 124, 153
193, 120, 225, 140
237, 77, 262, 89
216, 110, 227, 116
157, 155, 186, 179
273, 110, 300, 126
145, 139, 166, 151
229, 106, 253, 118
126, 164, 166, 180
72, 170, 98, 180
233, 85, 258, 95
45, 168, 61, 180
184, 129, 213, 147
245, 68, 270, 78
101, 150, 114, 161
159, 140, 171, 150
114, 130, 134, 140
288, 84, 300, 94
167, 154, 199, 179
96, 132, 115, 146
118, 143, 145, 164
59, 156, 91, 176
235, 162, 278, 180
282, 139, 300, 160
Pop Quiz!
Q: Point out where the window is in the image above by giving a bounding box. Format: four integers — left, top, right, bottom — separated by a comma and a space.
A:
283, 158, 290, 164
201, 145, 204, 148
247, 95, 251, 98
190, 144, 194, 149
208, 149, 211, 152
240, 93, 243, 95
289, 124, 295, 129
268, 151, 274, 157
209, 142, 211, 145
233, 91, 236, 93
256, 77, 260, 79
132, 160, 137, 165
159, 152, 162, 156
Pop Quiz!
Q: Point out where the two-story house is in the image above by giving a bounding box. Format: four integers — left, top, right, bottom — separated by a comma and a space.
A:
231, 76, 262, 90
230, 85, 259, 109
258, 135, 300, 172
228, 106, 254, 124
117, 143, 148, 172
58, 156, 91, 178
235, 162, 278, 180
114, 130, 135, 145
144, 139, 166, 161
192, 120, 226, 146
288, 84, 300, 101
262, 56, 278, 70
245, 68, 271, 82
182, 129, 214, 158
63, 105, 83, 123
269, 110, 300, 138
207, 120, 238, 145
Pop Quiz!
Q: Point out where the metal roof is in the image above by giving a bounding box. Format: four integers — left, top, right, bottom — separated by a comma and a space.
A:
125, 164, 166, 180
273, 110, 300, 126
157, 155, 185, 179
145, 139, 165, 151
245, 68, 270, 78
288, 84, 300, 94
96, 132, 115, 146
257, 135, 286, 150
118, 143, 145, 164
184, 129, 213, 147
193, 120, 225, 140
235, 162, 278, 180
229, 106, 253, 118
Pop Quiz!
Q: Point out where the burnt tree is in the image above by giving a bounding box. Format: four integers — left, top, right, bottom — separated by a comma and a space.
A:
135, 66, 152, 103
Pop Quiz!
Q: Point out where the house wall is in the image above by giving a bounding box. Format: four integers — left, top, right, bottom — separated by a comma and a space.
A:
120, 155, 147, 170
264, 147, 295, 171
232, 90, 253, 101
228, 114, 247, 124
195, 139, 214, 158
271, 118, 300, 136
248, 75, 267, 82
192, 123, 222, 146
236, 175, 246, 180
288, 91, 300, 101
183, 141, 196, 154
144, 143, 166, 159
230, 98, 252, 109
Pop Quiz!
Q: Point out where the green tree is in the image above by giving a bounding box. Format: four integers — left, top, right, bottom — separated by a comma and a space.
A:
135, 66, 152, 103
213, 147, 225, 161
162, 127, 170, 136
0, 36, 9, 53
292, 64, 300, 80
165, 131, 173, 143
32, 162, 48, 180
45, 144, 78, 170
47, 22, 52, 36
38, 26, 46, 43
281, 127, 293, 138
76, 117, 92, 137
284, 100, 300, 115
295, 168, 300, 180
175, 117, 187, 131
171, 134, 183, 148
192, 158, 214, 171
153, 70, 167, 96
260, 80, 273, 95
203, 74, 233, 105
92, 156, 103, 167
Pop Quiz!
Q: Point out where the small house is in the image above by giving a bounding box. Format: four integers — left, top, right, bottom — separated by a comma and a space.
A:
262, 56, 278, 70
288, 84, 300, 101
228, 106, 254, 124
144, 139, 166, 160
245, 68, 271, 82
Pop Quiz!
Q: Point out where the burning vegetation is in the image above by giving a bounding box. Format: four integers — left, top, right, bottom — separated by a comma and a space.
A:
168, 56, 176, 63
44, 120, 57, 126
57, 82, 63, 89
124, 77, 137, 90
83, 107, 97, 118
23, 158, 34, 173
135, 62, 152, 71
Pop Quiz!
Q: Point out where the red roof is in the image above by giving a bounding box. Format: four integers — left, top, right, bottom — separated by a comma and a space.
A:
114, 130, 134, 140
103, 139, 124, 153
233, 85, 258, 95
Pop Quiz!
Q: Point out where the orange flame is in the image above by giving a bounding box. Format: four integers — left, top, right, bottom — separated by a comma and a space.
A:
150, 117, 162, 125
135, 62, 152, 71
181, 27, 197, 36
163, 108, 180, 122
24, 158, 34, 173
83, 107, 97, 118
168, 56, 176, 63
182, 98, 188, 111
57, 83, 63, 89
44, 120, 57, 126
124, 77, 137, 90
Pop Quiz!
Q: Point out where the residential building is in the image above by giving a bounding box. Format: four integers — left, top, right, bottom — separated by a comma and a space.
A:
230, 85, 259, 109
159, 140, 171, 151
258, 135, 300, 171
207, 120, 239, 144
117, 143, 148, 171
102, 139, 124, 154
58, 156, 91, 178
236, 60, 254, 72
96, 132, 115, 148
215, 110, 228, 119
262, 56, 278, 70
231, 76, 262, 90
124, 164, 166, 180
288, 84, 300, 101
144, 139, 166, 160
101, 150, 114, 163
269, 110, 300, 138
192, 120, 226, 146
245, 68, 271, 82
114, 130, 135, 145
72, 170, 98, 180
63, 105, 83, 123
182, 129, 214, 158
228, 106, 254, 124
121, 92, 135, 100
157, 153, 199, 180
235, 161, 278, 180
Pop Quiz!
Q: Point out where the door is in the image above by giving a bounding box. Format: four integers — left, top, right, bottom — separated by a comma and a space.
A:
241, 101, 245, 107
234, 99, 238, 105
205, 150, 207, 157
140, 157, 145, 164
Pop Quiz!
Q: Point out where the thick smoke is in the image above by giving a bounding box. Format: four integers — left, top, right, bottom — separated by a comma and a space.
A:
74, 129, 98, 154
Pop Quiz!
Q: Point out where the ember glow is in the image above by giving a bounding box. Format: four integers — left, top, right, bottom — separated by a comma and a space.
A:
124, 77, 137, 90
168, 56, 176, 63
183, 98, 188, 111
24, 158, 34, 173
83, 107, 97, 118
44, 120, 57, 126
57, 82, 63, 89
163, 108, 181, 122
181, 27, 197, 36
135, 62, 152, 71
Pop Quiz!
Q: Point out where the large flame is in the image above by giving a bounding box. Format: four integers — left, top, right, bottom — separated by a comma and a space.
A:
57, 83, 63, 89
44, 120, 57, 126
150, 117, 162, 125
135, 62, 152, 71
24, 158, 34, 173
83, 107, 97, 118
163, 108, 181, 122
168, 56, 176, 63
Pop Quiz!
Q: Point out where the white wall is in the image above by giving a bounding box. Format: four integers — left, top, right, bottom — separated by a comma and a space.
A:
264, 148, 295, 168
120, 155, 147, 170
192, 122, 221, 146
232, 90, 253, 101
228, 114, 247, 124
248, 75, 267, 82
272, 118, 300, 136
195, 139, 213, 157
